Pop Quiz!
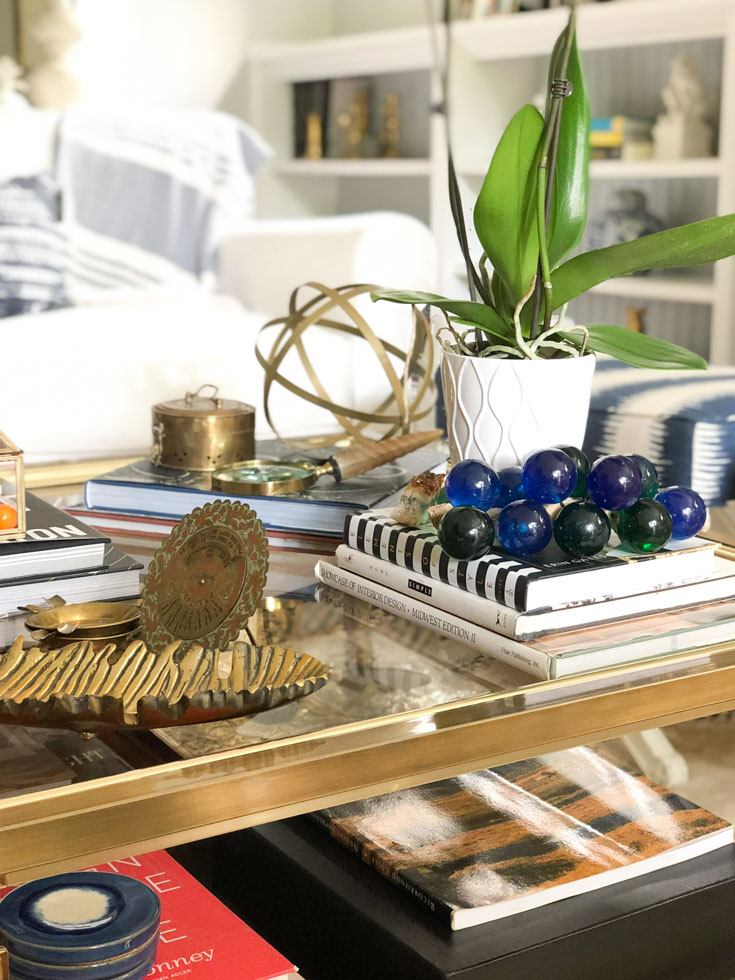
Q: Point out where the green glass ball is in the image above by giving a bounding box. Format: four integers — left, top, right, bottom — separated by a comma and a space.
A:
437, 506, 495, 560
553, 501, 611, 558
557, 445, 590, 498
435, 485, 449, 506
617, 499, 673, 554
630, 454, 660, 499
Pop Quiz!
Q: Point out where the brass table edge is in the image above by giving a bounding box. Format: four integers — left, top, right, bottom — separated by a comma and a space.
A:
3, 655, 735, 883
2, 635, 735, 815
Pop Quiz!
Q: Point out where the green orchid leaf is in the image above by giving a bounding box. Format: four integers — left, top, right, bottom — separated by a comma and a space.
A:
545, 29, 590, 269
370, 289, 513, 341
562, 324, 706, 370
473, 104, 544, 305
552, 214, 735, 308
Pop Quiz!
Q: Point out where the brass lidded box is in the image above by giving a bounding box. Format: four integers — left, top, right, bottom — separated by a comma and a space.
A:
151, 384, 255, 471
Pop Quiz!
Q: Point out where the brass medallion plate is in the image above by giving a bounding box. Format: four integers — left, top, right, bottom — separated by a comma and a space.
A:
140, 500, 269, 651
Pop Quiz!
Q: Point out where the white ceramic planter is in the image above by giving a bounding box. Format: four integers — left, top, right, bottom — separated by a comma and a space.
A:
440, 350, 596, 469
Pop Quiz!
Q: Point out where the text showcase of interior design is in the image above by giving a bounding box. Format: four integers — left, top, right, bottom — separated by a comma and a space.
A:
3, 0, 735, 977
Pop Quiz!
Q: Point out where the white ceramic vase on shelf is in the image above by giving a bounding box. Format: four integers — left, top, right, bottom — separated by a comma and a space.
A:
440, 350, 596, 469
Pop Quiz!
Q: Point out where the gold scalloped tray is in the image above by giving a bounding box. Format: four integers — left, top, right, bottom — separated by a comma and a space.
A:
0, 638, 330, 731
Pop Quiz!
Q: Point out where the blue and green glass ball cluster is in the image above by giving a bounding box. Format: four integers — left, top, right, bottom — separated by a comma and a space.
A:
437, 449, 707, 562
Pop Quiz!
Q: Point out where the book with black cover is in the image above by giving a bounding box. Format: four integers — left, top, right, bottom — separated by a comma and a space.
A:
84, 440, 447, 534
0, 543, 141, 618
0, 493, 109, 582
0, 726, 75, 798
293, 80, 330, 157
309, 747, 731, 929
29, 728, 133, 782
345, 512, 716, 612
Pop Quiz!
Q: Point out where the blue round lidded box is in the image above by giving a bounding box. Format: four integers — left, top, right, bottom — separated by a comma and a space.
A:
0, 871, 160, 980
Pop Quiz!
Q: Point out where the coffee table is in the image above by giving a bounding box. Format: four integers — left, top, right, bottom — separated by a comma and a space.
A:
2, 548, 735, 886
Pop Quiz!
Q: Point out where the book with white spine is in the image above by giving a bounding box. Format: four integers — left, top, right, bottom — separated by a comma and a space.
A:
344, 513, 716, 613
315, 558, 735, 680
336, 544, 735, 641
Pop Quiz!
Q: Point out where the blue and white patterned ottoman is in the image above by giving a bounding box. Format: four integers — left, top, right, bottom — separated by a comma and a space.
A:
585, 360, 735, 507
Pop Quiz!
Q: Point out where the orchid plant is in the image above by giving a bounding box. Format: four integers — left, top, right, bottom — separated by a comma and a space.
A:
372, 9, 734, 369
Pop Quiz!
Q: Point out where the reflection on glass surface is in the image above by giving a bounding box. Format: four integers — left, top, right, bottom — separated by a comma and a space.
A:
156, 590, 511, 758
155, 585, 726, 760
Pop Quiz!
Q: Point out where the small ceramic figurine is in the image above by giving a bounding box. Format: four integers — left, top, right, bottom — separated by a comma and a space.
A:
653, 56, 713, 159
586, 189, 665, 260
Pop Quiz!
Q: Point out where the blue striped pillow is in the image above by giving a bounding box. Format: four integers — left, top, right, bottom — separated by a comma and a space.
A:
0, 175, 67, 317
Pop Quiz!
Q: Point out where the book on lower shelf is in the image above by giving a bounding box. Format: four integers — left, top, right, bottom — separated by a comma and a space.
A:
0, 724, 133, 797
309, 746, 732, 931
0, 849, 297, 980
344, 511, 716, 613
0, 726, 75, 798
315, 557, 735, 679
83, 440, 447, 536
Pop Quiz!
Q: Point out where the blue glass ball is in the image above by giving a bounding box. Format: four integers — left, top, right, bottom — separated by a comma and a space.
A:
438, 506, 495, 560
655, 485, 707, 540
445, 459, 499, 510
496, 466, 524, 508
586, 454, 642, 511
521, 449, 577, 504
497, 500, 552, 556
629, 454, 660, 499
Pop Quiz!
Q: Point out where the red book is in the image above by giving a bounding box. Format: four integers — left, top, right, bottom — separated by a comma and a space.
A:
1, 850, 296, 980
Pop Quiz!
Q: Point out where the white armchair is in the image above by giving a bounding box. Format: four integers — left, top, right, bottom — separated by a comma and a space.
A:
2, 210, 436, 463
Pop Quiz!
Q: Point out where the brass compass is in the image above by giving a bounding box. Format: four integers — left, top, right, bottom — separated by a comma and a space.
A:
140, 499, 269, 651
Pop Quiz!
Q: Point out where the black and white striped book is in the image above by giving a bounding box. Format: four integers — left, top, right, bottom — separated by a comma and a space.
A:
344, 512, 717, 613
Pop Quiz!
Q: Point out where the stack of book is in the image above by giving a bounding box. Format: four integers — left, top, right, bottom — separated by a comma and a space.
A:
0, 494, 141, 646
75, 440, 446, 556
590, 114, 653, 160
315, 510, 735, 680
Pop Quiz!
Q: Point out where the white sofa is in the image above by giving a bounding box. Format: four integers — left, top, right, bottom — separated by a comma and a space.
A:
0, 109, 436, 463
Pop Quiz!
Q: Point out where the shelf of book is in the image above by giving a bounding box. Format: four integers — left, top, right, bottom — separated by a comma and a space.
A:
3, 559, 735, 886
453, 0, 733, 62
589, 273, 716, 304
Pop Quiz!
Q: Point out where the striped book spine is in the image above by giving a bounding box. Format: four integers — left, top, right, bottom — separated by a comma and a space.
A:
344, 513, 540, 612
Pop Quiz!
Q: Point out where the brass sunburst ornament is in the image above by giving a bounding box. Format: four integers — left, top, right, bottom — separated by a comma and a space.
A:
139, 499, 269, 651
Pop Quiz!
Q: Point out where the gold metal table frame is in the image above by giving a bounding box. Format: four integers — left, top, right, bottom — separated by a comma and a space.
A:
2, 623, 735, 885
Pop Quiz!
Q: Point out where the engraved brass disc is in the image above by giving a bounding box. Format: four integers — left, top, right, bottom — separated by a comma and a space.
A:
140, 500, 269, 651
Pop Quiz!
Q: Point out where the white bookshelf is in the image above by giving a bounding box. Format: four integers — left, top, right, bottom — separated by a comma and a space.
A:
590, 275, 716, 305
272, 158, 433, 177
245, 0, 735, 364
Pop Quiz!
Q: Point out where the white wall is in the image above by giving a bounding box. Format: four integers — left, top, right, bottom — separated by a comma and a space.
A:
73, 0, 251, 109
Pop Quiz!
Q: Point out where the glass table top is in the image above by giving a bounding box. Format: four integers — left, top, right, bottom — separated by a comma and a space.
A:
2, 551, 735, 884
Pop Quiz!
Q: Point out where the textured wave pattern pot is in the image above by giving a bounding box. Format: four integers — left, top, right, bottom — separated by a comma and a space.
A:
441, 350, 596, 469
